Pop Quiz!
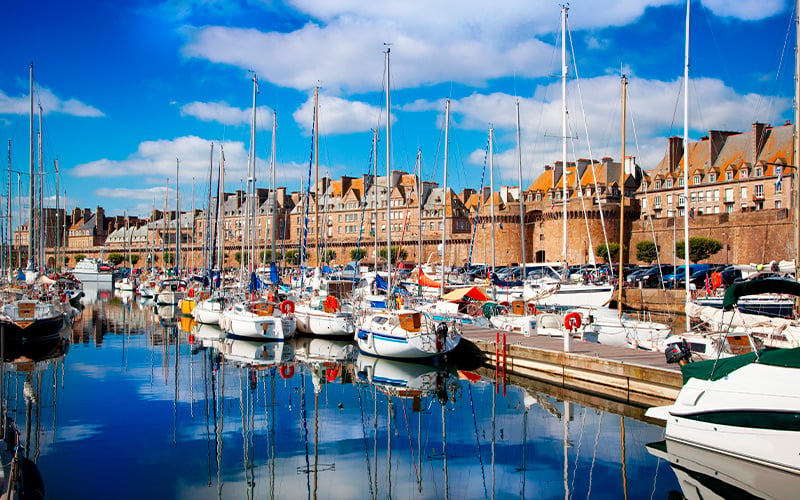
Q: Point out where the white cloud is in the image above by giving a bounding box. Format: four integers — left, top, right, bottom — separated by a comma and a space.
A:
0, 86, 104, 117
292, 92, 387, 135
180, 101, 274, 129
700, 0, 786, 20
447, 75, 790, 182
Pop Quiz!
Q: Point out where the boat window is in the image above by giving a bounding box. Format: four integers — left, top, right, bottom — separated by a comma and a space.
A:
373, 316, 388, 325
688, 342, 707, 354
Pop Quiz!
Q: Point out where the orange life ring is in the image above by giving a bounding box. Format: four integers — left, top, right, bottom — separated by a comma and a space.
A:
280, 364, 295, 379
564, 312, 582, 331
325, 367, 338, 382
526, 302, 537, 315
266, 291, 275, 302
279, 300, 295, 314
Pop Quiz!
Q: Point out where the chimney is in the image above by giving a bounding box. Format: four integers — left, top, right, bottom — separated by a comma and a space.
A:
276, 187, 287, 208
553, 161, 564, 188
752, 122, 768, 164
340, 176, 353, 195
236, 190, 245, 208
667, 136, 683, 173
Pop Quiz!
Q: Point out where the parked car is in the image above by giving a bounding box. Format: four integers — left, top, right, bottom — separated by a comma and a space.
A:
684, 265, 727, 289
663, 264, 713, 289
631, 264, 675, 288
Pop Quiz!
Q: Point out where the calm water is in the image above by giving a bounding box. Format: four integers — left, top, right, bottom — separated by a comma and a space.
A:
1, 288, 681, 499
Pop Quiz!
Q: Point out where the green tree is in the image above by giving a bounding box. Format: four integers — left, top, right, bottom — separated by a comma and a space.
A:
321, 249, 336, 263
260, 249, 274, 262
234, 251, 249, 264
130, 254, 140, 265
164, 252, 175, 265
675, 237, 723, 263
595, 242, 621, 263
75, 254, 86, 263
379, 246, 408, 261
350, 248, 367, 261
107, 253, 124, 266
635, 240, 658, 264
285, 249, 300, 266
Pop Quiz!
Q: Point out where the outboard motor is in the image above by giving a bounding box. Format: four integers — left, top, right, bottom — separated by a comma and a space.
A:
436, 322, 449, 352
665, 339, 692, 365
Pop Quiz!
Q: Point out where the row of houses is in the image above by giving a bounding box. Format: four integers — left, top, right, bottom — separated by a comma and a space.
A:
13, 121, 796, 269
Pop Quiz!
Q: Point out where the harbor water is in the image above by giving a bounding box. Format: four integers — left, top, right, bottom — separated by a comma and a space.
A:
1, 287, 680, 499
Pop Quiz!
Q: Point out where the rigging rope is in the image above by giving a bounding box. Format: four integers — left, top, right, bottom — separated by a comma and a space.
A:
466, 135, 490, 269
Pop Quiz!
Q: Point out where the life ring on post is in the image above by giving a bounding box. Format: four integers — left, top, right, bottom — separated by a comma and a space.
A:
279, 300, 295, 314
564, 312, 582, 332
280, 364, 295, 379
526, 302, 537, 315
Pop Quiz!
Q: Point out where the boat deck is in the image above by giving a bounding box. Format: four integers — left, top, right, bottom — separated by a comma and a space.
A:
460, 324, 682, 410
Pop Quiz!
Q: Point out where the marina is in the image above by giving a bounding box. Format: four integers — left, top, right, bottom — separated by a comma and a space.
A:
0, 292, 689, 499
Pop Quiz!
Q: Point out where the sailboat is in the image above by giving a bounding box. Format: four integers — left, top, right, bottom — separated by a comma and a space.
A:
355, 49, 461, 359
0, 63, 69, 341
219, 74, 296, 341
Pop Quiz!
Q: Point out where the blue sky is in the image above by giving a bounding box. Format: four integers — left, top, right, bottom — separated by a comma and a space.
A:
0, 0, 794, 218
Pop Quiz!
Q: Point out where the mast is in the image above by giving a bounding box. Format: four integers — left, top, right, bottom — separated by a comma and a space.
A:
7, 141, 12, 275
38, 104, 44, 271
163, 178, 169, 272
515, 101, 526, 272
217, 146, 226, 276
373, 128, 379, 272
617, 76, 627, 315
247, 73, 258, 274
440, 99, 450, 296
794, 0, 799, 281
561, 5, 571, 353
385, 47, 392, 298
55, 158, 60, 271
314, 86, 320, 266
27, 62, 34, 272
561, 6, 569, 269
489, 127, 495, 274
416, 149, 422, 286
683, 0, 691, 328
205, 142, 214, 271
176, 158, 181, 276
270, 111, 277, 262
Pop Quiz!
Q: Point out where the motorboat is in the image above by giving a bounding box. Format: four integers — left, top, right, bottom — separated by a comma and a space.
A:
219, 298, 296, 341
71, 258, 116, 285
155, 278, 188, 305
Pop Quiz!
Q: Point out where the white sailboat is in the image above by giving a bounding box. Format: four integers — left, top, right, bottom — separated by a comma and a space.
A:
355, 49, 461, 359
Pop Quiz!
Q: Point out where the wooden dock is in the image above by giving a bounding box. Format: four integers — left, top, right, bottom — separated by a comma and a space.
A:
460, 325, 683, 410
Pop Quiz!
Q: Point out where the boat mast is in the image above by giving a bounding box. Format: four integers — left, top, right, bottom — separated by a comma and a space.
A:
27, 62, 34, 273
373, 128, 378, 272
794, 0, 799, 282
617, 76, 627, 315
247, 73, 258, 274
385, 46, 392, 298
270, 111, 277, 263
683, 0, 691, 328
314, 86, 320, 266
55, 157, 60, 271
561, 5, 571, 353
205, 142, 214, 271
163, 178, 168, 272
217, 146, 226, 276
7, 141, 12, 275
516, 101, 526, 272
440, 99, 450, 296
38, 104, 44, 272
416, 148, 422, 286
489, 127, 495, 274
176, 158, 181, 276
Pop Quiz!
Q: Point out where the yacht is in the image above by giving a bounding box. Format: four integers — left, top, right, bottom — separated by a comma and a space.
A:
71, 258, 116, 285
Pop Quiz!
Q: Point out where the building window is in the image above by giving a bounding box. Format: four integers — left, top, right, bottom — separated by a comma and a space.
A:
667, 194, 673, 205
776, 200, 783, 209
740, 186, 747, 200
754, 184, 764, 199
726, 171, 734, 181
666, 179, 673, 188
678, 177, 684, 187
726, 204, 733, 214
740, 168, 749, 179
755, 167, 763, 177
693, 175, 701, 184
654, 180, 661, 190
709, 173, 717, 182
654, 197, 662, 209
725, 188, 734, 203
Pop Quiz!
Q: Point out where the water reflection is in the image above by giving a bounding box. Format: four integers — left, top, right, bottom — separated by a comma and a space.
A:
0, 297, 683, 499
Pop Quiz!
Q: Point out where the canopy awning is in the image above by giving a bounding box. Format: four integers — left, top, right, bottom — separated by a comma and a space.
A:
440, 286, 489, 302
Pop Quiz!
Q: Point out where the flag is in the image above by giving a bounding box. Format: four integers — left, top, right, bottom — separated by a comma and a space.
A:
776, 166, 783, 188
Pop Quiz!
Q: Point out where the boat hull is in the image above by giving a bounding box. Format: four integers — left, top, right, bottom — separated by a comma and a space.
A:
220, 307, 295, 341
293, 305, 354, 336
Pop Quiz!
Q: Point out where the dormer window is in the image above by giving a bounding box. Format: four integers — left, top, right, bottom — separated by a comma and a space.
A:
665, 179, 673, 188
693, 175, 701, 184
654, 180, 662, 190
740, 169, 749, 179
709, 173, 717, 182
678, 178, 684, 187
755, 167, 763, 177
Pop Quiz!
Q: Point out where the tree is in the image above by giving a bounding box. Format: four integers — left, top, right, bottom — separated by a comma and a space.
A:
75, 254, 86, 263
321, 249, 336, 263
636, 240, 658, 264
285, 249, 300, 266
350, 248, 367, 261
164, 252, 175, 265
379, 246, 408, 261
234, 251, 249, 264
595, 242, 621, 263
130, 254, 140, 265
675, 237, 723, 263
107, 253, 124, 266
260, 249, 274, 263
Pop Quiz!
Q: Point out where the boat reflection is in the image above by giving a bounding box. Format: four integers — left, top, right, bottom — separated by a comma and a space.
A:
0, 326, 70, 499
647, 439, 800, 500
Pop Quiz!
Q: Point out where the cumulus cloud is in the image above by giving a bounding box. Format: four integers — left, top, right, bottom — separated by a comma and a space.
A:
180, 101, 274, 129
292, 92, 388, 135
0, 86, 104, 117
700, 0, 785, 21
448, 75, 791, 182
